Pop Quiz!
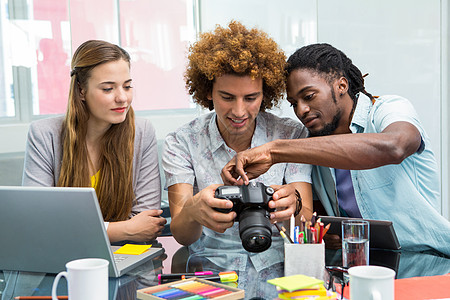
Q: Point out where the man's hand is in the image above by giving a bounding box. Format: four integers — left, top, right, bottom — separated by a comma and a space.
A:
267, 184, 299, 223
186, 184, 236, 233
168, 183, 236, 246
221, 143, 274, 185
323, 234, 341, 249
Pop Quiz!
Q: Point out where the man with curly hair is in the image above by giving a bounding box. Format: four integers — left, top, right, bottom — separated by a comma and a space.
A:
162, 21, 312, 294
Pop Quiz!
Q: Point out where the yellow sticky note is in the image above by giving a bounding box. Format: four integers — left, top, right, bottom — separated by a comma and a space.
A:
267, 274, 324, 292
114, 244, 152, 255
278, 284, 327, 297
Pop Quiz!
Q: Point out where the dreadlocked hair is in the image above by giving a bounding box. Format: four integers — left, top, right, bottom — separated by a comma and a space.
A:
286, 43, 374, 104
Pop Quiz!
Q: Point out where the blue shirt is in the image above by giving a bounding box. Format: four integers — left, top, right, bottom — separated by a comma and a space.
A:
163, 112, 312, 271
312, 94, 450, 255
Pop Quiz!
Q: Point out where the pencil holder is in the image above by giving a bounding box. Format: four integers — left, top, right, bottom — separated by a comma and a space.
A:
284, 242, 325, 280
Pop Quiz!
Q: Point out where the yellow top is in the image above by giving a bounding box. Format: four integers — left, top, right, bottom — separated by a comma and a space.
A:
90, 170, 100, 189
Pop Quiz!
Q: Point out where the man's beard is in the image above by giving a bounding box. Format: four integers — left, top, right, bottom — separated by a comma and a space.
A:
308, 89, 342, 137
308, 113, 341, 137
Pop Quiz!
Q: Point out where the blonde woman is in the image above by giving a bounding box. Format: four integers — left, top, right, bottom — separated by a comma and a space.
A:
23, 40, 166, 243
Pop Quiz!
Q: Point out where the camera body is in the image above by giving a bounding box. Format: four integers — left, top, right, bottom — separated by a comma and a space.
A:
215, 182, 275, 253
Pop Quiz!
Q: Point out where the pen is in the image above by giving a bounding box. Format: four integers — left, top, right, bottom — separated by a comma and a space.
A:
311, 212, 317, 225
311, 227, 317, 243
280, 231, 292, 244
298, 231, 304, 244
305, 222, 311, 243
158, 271, 213, 283
274, 222, 294, 243
289, 214, 295, 241
159, 271, 238, 284
308, 226, 314, 243
186, 271, 238, 283
322, 223, 331, 236
14, 297, 68, 300
325, 266, 348, 273
314, 220, 320, 233
293, 225, 299, 243
281, 225, 294, 244
300, 215, 306, 232
318, 222, 324, 243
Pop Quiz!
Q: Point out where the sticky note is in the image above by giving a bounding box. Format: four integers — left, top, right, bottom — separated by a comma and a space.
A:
114, 244, 152, 255
267, 274, 324, 292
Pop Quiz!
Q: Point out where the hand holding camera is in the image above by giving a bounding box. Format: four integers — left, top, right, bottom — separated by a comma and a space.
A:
214, 182, 275, 253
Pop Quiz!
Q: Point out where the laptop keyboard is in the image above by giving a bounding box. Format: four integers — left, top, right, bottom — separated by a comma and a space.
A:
114, 255, 128, 263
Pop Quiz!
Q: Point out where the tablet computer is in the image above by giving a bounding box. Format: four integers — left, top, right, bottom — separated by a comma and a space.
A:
319, 216, 401, 250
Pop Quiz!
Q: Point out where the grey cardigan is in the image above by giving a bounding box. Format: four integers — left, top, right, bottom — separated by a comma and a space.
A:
22, 116, 161, 215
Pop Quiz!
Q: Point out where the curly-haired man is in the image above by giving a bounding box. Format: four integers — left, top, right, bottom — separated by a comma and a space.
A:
162, 21, 313, 293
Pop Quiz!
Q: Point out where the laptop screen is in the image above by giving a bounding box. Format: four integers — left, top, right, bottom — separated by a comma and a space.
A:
0, 186, 163, 277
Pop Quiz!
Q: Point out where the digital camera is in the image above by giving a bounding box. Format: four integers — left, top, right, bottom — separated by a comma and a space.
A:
215, 182, 275, 253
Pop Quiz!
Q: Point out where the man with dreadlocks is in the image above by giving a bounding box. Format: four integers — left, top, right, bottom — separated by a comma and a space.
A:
222, 43, 450, 255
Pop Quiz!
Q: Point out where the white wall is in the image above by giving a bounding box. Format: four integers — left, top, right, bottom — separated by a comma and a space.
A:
317, 0, 447, 217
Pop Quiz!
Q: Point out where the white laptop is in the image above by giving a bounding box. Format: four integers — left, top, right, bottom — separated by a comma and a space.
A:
0, 186, 164, 277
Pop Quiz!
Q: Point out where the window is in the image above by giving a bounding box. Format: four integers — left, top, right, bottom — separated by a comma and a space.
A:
0, 0, 196, 123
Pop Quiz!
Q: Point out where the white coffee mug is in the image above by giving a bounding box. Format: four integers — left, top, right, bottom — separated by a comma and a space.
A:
52, 258, 109, 300
348, 265, 395, 300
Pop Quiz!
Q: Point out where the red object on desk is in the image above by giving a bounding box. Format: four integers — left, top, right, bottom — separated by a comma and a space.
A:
394, 273, 450, 300
337, 273, 450, 299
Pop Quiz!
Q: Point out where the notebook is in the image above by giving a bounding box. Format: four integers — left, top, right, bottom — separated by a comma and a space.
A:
319, 216, 401, 250
0, 186, 164, 277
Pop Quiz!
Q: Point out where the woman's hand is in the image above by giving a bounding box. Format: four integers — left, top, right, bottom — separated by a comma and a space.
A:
123, 209, 167, 242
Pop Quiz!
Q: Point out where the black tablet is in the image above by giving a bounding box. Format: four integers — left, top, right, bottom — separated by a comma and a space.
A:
318, 216, 401, 250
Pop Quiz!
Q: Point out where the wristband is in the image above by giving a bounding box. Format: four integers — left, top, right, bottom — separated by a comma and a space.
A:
294, 189, 302, 217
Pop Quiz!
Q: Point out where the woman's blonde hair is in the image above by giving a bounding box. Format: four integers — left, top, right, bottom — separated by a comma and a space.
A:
58, 40, 135, 222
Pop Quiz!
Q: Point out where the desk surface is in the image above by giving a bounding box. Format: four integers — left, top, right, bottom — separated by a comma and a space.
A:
1, 245, 449, 300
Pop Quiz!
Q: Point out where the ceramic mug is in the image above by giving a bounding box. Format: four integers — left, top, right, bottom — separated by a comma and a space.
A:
348, 265, 395, 300
52, 258, 109, 300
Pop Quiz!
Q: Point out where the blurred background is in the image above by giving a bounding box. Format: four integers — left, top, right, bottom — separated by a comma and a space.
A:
0, 0, 448, 219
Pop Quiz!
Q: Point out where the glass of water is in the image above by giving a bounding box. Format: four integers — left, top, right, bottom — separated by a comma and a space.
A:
342, 220, 369, 268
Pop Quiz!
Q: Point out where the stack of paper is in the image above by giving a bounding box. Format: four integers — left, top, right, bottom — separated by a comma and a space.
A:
267, 274, 337, 300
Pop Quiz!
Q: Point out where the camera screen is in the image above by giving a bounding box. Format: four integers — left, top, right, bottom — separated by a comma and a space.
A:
220, 186, 240, 196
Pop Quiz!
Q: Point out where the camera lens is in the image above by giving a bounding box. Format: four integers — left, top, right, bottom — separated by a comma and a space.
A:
238, 208, 272, 252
